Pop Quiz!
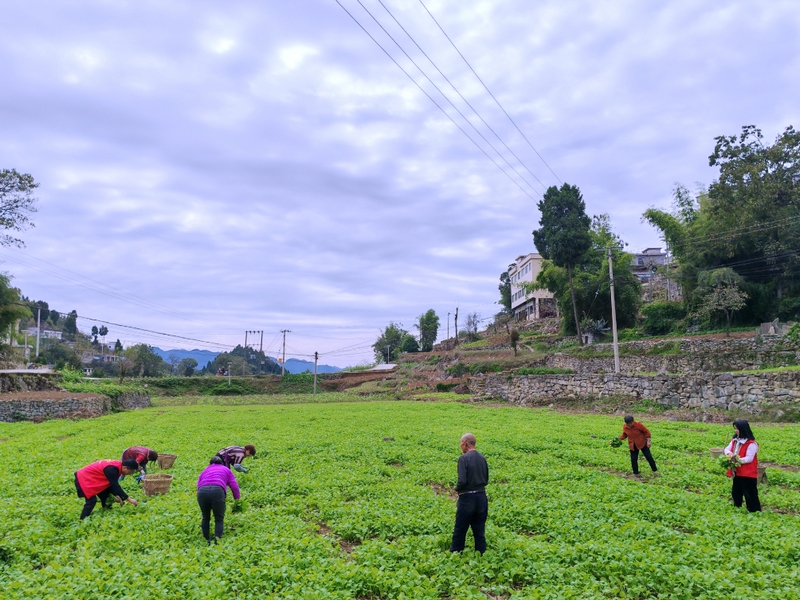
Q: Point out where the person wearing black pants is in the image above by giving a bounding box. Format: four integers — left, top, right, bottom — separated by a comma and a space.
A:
620, 415, 658, 476
450, 432, 489, 554
196, 456, 241, 544
725, 420, 762, 512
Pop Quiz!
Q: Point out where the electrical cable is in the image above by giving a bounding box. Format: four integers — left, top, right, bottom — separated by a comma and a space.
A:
333, 0, 539, 201
417, 0, 561, 184
373, 0, 548, 192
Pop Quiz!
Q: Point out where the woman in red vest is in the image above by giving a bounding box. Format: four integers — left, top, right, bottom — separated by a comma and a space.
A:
724, 419, 761, 512
75, 459, 140, 519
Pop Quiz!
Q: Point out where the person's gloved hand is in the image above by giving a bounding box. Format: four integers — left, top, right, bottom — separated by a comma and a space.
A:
233, 464, 249, 473
135, 474, 144, 483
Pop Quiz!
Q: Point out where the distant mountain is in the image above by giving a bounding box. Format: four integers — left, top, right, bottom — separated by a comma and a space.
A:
152, 348, 220, 366
277, 357, 342, 374
152, 348, 341, 374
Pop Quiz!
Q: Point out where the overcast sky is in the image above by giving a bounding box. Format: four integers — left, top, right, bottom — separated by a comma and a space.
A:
1, 0, 797, 366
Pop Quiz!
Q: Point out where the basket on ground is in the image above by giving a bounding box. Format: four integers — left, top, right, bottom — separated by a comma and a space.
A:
157, 453, 177, 469
142, 473, 173, 496
709, 448, 724, 459
757, 465, 767, 485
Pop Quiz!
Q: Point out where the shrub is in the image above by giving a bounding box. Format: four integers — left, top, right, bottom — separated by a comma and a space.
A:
641, 301, 687, 335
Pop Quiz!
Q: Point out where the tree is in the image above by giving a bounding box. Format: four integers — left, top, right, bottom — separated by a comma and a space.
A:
124, 344, 166, 377
167, 353, 180, 374
373, 322, 407, 363
415, 309, 440, 352
695, 268, 748, 336
532, 213, 639, 336
533, 183, 592, 344
464, 312, 480, 342
0, 274, 30, 341
0, 169, 38, 247
644, 126, 800, 323
509, 328, 520, 356
91, 325, 99, 344
64, 310, 78, 339
114, 339, 123, 354
497, 264, 515, 315
400, 335, 419, 353
178, 357, 198, 377
49, 309, 60, 325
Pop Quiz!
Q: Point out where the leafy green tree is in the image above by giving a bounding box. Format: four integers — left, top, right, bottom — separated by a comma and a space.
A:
497, 264, 515, 315
0, 169, 38, 247
695, 268, 748, 336
64, 310, 78, 339
645, 126, 800, 322
533, 183, 592, 343
400, 335, 419, 353
532, 214, 641, 336
0, 274, 30, 341
114, 339, 123, 354
178, 357, 198, 376
124, 344, 167, 377
373, 322, 407, 363
509, 328, 520, 356
49, 309, 60, 325
415, 309, 440, 352
91, 325, 99, 344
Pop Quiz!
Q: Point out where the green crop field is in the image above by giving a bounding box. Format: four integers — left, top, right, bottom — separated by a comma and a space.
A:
2, 399, 800, 599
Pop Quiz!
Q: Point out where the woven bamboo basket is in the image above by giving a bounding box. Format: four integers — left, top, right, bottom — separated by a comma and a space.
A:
157, 453, 177, 469
709, 448, 724, 459
757, 465, 767, 485
142, 473, 173, 496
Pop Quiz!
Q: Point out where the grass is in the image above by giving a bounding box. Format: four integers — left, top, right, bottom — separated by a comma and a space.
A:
3, 401, 800, 598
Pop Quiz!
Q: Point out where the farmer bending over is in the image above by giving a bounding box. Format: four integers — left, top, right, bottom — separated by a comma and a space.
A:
121, 446, 158, 479
75, 459, 139, 519
620, 415, 658, 476
215, 445, 256, 472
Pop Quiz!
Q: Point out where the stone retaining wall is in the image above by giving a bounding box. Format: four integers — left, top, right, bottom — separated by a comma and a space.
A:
0, 373, 61, 393
0, 393, 152, 422
469, 370, 800, 413
545, 336, 800, 374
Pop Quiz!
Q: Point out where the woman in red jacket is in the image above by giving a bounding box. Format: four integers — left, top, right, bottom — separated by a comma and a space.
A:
75, 459, 140, 519
724, 419, 762, 512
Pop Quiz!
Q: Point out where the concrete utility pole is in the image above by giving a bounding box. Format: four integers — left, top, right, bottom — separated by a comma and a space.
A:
607, 248, 620, 374
313, 351, 318, 395
447, 312, 450, 340
227, 362, 232, 387
35, 307, 41, 358
385, 344, 391, 364
280, 329, 290, 376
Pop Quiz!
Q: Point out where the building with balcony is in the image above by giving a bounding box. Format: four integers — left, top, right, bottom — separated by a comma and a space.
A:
508, 253, 556, 320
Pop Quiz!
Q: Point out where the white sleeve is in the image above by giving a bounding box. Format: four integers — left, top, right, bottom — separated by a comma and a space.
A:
740, 442, 758, 464
724, 440, 735, 456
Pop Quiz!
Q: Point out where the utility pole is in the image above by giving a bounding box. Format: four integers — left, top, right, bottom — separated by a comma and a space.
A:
385, 344, 391, 364
280, 329, 290, 376
259, 330, 264, 374
35, 307, 41, 358
243, 331, 248, 376
227, 362, 232, 387
608, 248, 620, 374
454, 307, 459, 347
313, 351, 318, 395
447, 312, 450, 340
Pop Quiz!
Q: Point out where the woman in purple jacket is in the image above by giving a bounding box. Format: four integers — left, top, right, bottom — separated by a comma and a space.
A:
196, 456, 240, 544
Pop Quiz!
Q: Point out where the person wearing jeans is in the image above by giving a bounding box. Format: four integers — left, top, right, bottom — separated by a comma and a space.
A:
450, 432, 489, 554
196, 456, 240, 544
620, 415, 658, 476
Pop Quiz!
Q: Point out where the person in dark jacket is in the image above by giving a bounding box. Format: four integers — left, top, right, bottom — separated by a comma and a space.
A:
450, 432, 489, 554
75, 459, 139, 519
197, 456, 241, 544
620, 415, 658, 476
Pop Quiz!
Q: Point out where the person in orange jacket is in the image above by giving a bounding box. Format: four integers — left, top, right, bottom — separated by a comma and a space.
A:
620, 415, 658, 476
75, 459, 139, 519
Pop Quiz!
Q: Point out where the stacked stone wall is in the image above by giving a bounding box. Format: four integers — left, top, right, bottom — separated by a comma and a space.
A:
0, 373, 62, 393
0, 392, 152, 422
469, 370, 800, 413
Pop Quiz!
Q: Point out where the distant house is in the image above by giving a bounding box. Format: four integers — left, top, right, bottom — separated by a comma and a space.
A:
508, 253, 556, 320
631, 248, 668, 280
26, 327, 63, 340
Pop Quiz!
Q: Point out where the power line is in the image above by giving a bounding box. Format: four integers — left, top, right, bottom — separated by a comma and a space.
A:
368, 0, 547, 192
77, 315, 234, 349
417, 0, 561, 184
333, 0, 539, 201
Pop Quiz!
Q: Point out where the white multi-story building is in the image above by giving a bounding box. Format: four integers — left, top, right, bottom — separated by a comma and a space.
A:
508, 253, 555, 320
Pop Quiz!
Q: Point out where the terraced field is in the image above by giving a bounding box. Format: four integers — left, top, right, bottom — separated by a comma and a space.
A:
1, 399, 799, 598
